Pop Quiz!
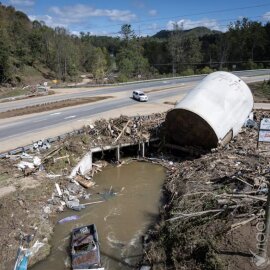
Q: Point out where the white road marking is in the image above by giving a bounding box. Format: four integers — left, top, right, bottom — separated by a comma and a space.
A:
64, 115, 76, 120
50, 112, 62, 116
33, 118, 47, 123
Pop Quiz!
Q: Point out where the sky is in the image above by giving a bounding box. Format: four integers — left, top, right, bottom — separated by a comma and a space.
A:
1, 0, 270, 36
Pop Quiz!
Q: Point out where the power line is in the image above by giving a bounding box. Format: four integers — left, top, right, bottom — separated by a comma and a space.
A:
93, 14, 265, 37
138, 15, 264, 36
151, 60, 270, 66
91, 2, 270, 30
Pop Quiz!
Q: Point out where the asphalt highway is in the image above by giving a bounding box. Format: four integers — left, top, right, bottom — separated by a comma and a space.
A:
1, 69, 269, 113
0, 76, 202, 112
0, 69, 270, 150
0, 86, 192, 140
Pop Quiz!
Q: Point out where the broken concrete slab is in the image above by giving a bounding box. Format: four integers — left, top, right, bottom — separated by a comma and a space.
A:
66, 200, 85, 211
69, 152, 92, 178
17, 161, 35, 170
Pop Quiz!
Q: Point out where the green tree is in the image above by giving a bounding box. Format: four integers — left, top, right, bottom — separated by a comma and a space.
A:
168, 22, 184, 74
116, 24, 150, 79
182, 34, 202, 69
143, 38, 170, 73
168, 23, 202, 73
227, 18, 267, 67
116, 45, 150, 78
49, 27, 80, 80
91, 47, 107, 80
120, 24, 135, 42
0, 27, 12, 83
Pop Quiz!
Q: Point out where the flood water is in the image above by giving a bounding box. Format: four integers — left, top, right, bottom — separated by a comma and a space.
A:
31, 161, 165, 270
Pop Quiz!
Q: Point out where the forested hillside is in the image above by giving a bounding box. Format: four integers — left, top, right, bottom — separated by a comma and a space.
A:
0, 3, 270, 85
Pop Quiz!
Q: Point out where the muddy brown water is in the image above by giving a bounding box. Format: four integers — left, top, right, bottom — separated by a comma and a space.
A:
31, 161, 165, 270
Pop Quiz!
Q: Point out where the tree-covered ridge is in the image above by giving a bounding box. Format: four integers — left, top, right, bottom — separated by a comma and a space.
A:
152, 26, 220, 39
0, 3, 270, 85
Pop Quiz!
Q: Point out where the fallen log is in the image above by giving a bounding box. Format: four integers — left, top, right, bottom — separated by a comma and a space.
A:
167, 209, 223, 222
229, 215, 257, 231
113, 120, 131, 144
42, 144, 63, 161
82, 200, 104, 206
53, 155, 69, 163
183, 191, 215, 197
217, 193, 267, 202
232, 176, 253, 187
76, 176, 95, 189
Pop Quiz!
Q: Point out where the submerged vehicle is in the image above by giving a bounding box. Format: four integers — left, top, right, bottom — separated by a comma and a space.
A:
71, 224, 104, 270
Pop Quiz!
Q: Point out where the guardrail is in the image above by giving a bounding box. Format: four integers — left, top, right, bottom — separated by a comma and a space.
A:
51, 74, 205, 89
51, 69, 270, 89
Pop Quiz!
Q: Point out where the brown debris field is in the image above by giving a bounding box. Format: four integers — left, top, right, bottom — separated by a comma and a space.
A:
0, 111, 270, 270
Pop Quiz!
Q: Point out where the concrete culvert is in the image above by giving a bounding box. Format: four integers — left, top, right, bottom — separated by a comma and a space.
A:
165, 71, 254, 149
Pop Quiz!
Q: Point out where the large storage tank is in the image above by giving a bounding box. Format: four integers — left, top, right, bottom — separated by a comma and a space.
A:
165, 71, 254, 148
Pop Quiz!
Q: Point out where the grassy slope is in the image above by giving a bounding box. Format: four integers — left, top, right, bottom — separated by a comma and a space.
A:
248, 80, 270, 102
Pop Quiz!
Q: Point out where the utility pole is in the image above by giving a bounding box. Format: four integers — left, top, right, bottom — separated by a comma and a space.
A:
137, 23, 142, 79
172, 62, 175, 77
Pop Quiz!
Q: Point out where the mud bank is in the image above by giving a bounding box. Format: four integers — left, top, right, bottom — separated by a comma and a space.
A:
0, 166, 55, 269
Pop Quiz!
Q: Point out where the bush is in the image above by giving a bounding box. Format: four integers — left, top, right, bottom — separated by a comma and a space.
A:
242, 59, 260, 70
117, 73, 128, 82
200, 66, 214, 74
181, 68, 194, 76
219, 67, 229, 72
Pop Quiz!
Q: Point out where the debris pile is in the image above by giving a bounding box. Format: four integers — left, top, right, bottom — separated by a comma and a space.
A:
84, 114, 165, 146
1, 110, 269, 270
142, 111, 270, 270
2, 152, 42, 176
32, 140, 51, 151
41, 113, 165, 177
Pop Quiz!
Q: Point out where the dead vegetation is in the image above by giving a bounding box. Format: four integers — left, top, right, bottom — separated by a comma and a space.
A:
141, 111, 270, 270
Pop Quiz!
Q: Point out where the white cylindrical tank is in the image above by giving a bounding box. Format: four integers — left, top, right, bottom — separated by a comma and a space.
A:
165, 71, 254, 148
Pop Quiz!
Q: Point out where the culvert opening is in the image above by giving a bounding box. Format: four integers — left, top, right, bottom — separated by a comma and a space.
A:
91, 140, 161, 163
